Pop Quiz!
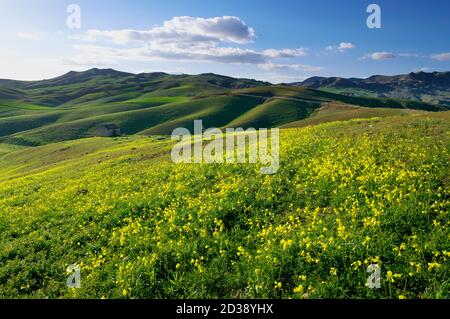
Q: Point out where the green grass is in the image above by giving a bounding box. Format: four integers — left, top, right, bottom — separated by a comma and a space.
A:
124, 95, 190, 106
0, 101, 56, 118
139, 95, 265, 135
0, 112, 65, 141
0, 136, 171, 182
0, 112, 448, 299
0, 101, 55, 110
228, 98, 318, 128
0, 143, 28, 157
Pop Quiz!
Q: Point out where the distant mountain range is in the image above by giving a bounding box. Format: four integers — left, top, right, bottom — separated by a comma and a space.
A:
0, 68, 448, 146
290, 71, 450, 106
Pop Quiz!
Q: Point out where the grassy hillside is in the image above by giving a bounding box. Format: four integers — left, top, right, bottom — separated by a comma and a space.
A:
0, 95, 265, 145
228, 98, 316, 128
0, 70, 446, 146
0, 143, 27, 156
0, 112, 448, 298
281, 102, 426, 128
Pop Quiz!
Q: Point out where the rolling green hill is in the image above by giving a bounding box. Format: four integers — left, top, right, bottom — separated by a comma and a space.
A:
0, 69, 269, 107
0, 69, 448, 147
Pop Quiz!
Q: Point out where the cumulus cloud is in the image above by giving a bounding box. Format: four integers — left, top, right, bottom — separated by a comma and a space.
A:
17, 31, 43, 41
84, 16, 255, 45
326, 42, 355, 52
67, 16, 315, 72
431, 52, 450, 61
360, 52, 397, 60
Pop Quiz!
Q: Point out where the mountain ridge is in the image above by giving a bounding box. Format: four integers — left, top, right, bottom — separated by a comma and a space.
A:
290, 71, 450, 106
0, 68, 268, 91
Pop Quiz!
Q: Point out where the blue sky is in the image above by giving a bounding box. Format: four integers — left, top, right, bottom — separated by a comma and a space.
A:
0, 0, 449, 82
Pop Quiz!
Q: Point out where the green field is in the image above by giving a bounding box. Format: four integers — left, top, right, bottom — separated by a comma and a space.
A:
0, 112, 448, 298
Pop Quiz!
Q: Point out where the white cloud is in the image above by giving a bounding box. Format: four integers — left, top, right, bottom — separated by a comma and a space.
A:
326, 42, 355, 53
360, 51, 421, 60
68, 16, 310, 67
61, 45, 140, 67
263, 48, 308, 58
258, 63, 322, 72
338, 42, 355, 50
164, 16, 256, 44
17, 31, 43, 41
63, 44, 271, 66
398, 53, 419, 58
431, 52, 450, 61
360, 52, 397, 60
84, 16, 255, 45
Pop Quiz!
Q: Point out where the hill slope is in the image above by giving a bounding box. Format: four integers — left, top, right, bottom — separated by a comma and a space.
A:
281, 102, 426, 128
